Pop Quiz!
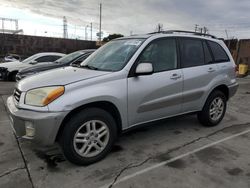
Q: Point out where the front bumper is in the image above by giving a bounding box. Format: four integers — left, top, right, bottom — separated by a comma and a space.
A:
7, 96, 68, 146
228, 82, 239, 98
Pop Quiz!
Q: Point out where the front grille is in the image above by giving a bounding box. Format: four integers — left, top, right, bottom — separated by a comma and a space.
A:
13, 89, 21, 103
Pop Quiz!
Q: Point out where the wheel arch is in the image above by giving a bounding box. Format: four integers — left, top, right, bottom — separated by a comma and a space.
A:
55, 101, 122, 142
210, 84, 229, 101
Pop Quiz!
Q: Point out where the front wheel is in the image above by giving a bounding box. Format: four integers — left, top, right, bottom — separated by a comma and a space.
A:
60, 108, 117, 165
197, 90, 227, 127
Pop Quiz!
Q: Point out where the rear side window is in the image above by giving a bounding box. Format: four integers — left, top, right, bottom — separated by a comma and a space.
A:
36, 55, 61, 63
208, 41, 229, 62
180, 38, 204, 68
203, 41, 213, 64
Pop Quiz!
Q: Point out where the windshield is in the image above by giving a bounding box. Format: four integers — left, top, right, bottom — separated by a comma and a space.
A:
81, 39, 144, 71
22, 54, 40, 63
56, 51, 83, 64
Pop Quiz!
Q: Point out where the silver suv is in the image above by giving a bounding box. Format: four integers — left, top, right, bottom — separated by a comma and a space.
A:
7, 31, 238, 165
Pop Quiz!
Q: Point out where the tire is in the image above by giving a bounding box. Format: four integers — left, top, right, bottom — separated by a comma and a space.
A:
197, 90, 227, 127
60, 108, 117, 165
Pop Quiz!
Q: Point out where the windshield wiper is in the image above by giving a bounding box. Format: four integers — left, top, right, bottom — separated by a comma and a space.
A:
81, 64, 99, 70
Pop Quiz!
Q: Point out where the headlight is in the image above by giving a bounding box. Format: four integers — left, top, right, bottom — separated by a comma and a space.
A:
25, 86, 64, 106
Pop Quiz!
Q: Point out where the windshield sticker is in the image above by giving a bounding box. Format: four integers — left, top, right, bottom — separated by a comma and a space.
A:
124, 40, 142, 46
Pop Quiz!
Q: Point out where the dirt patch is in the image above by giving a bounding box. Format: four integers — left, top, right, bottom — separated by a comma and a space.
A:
221, 146, 240, 158
34, 150, 65, 171
225, 167, 243, 176
154, 153, 171, 162
166, 159, 186, 169
195, 147, 224, 165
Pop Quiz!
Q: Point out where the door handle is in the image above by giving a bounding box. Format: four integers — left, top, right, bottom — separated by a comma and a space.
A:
208, 67, 215, 72
170, 73, 181, 80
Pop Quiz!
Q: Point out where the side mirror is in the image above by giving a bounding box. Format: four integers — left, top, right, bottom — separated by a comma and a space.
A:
71, 60, 82, 67
135, 63, 153, 76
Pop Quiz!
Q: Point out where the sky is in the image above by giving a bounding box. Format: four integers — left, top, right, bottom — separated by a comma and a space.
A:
0, 0, 250, 39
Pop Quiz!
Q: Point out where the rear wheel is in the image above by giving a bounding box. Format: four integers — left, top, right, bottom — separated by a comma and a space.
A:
197, 90, 227, 127
60, 108, 117, 165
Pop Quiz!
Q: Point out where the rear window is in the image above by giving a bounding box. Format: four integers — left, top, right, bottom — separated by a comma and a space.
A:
208, 41, 229, 62
36, 55, 61, 63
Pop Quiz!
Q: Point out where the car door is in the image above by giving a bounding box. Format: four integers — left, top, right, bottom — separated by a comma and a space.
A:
207, 40, 232, 78
179, 38, 218, 112
127, 38, 183, 126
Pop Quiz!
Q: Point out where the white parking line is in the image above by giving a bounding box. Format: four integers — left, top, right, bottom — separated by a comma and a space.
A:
101, 128, 250, 188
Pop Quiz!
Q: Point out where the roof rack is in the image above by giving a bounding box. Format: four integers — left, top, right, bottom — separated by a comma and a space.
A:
148, 30, 217, 39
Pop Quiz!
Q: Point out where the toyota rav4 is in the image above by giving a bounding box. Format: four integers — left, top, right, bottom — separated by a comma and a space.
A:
7, 31, 238, 165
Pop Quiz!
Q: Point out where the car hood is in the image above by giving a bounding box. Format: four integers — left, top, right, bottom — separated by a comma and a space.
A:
0, 61, 31, 71
19, 62, 56, 73
18, 66, 111, 91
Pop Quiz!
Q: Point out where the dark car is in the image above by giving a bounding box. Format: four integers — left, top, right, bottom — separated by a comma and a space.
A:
16, 49, 95, 81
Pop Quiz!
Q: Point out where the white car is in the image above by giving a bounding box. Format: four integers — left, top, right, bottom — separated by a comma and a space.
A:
3, 54, 21, 63
0, 52, 65, 81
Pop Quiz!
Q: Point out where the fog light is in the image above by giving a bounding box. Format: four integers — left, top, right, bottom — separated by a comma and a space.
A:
25, 121, 35, 137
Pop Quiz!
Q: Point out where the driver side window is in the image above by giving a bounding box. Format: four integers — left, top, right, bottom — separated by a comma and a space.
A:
138, 38, 177, 72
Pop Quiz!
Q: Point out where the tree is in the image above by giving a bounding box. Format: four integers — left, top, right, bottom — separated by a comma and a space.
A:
103, 34, 124, 42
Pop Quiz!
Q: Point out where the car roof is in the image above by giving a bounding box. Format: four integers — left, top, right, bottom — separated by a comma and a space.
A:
75, 49, 96, 54
116, 30, 221, 43
34, 52, 65, 56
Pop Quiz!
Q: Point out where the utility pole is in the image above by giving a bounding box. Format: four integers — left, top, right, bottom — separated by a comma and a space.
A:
90, 22, 92, 41
85, 25, 89, 40
203, 27, 208, 34
63, 16, 68, 38
0, 17, 22, 34
195, 24, 199, 32
99, 3, 102, 41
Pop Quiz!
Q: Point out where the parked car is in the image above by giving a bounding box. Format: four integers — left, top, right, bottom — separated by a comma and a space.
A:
0, 52, 65, 81
16, 50, 95, 81
7, 30, 238, 165
4, 54, 21, 63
